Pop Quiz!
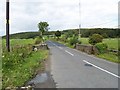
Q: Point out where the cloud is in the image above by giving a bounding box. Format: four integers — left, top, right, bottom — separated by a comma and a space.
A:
0, 0, 119, 36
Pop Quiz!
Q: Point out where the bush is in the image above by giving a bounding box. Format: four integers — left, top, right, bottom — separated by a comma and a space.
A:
95, 43, 108, 54
89, 34, 103, 45
102, 33, 108, 38
2, 44, 48, 89
35, 36, 43, 44
69, 37, 78, 46
3, 45, 32, 70
77, 40, 82, 44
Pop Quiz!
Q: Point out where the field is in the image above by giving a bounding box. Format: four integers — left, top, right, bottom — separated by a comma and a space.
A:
2, 39, 35, 47
2, 39, 48, 89
80, 38, 118, 50
79, 38, 119, 63
1, 37, 119, 89
53, 37, 119, 63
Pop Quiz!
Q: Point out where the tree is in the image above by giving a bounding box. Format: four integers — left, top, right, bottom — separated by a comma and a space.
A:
89, 34, 103, 45
38, 22, 49, 36
102, 33, 108, 38
55, 30, 61, 39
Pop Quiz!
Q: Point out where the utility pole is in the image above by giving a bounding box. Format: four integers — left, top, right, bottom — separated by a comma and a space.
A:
78, 0, 81, 40
6, 0, 10, 52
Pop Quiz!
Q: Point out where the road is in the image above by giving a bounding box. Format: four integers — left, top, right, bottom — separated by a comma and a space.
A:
46, 41, 119, 88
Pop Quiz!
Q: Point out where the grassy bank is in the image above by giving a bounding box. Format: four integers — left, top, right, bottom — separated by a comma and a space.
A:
97, 52, 119, 63
2, 39, 49, 89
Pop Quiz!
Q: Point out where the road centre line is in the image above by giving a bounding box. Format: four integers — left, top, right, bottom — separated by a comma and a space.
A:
50, 42, 74, 56
58, 47, 63, 49
83, 60, 120, 79
50, 41, 57, 46
53, 44, 57, 46
66, 47, 117, 65
65, 50, 74, 56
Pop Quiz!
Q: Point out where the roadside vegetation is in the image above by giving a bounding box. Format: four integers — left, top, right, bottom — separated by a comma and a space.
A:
50, 29, 119, 63
2, 27, 119, 89
80, 38, 118, 50
2, 39, 49, 89
2, 21, 50, 89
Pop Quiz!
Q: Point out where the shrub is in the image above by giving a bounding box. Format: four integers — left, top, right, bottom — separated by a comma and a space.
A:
89, 34, 103, 45
102, 33, 108, 38
69, 37, 78, 46
3, 45, 32, 70
2, 43, 48, 89
95, 43, 108, 54
35, 36, 43, 44
61, 35, 68, 42
77, 40, 82, 44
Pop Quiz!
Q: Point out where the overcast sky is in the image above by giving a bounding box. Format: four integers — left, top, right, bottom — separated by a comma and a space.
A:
0, 0, 119, 36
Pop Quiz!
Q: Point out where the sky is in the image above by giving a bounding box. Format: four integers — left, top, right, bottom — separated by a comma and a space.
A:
0, 0, 119, 36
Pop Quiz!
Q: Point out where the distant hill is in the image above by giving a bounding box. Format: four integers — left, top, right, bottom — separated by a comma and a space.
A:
62, 28, 119, 38
2, 31, 56, 39
2, 32, 40, 39
2, 28, 119, 39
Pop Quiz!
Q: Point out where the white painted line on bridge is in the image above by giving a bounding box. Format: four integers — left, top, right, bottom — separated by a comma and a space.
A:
59, 47, 62, 49
83, 60, 120, 79
65, 50, 74, 56
53, 43, 57, 46
49, 41, 64, 50
50, 41, 57, 46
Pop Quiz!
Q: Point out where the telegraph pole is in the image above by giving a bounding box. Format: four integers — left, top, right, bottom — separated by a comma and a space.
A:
78, 0, 81, 40
6, 0, 10, 52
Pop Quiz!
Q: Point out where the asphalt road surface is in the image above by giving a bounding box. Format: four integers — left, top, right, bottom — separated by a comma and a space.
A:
46, 41, 119, 88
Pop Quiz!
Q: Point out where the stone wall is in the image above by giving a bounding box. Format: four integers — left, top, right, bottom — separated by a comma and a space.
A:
75, 44, 99, 55
32, 43, 49, 51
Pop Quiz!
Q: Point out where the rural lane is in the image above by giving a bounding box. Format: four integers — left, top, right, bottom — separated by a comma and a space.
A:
46, 41, 119, 88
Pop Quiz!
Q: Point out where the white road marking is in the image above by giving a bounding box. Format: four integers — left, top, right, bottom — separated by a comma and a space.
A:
58, 47, 63, 49
70, 48, 117, 65
49, 41, 57, 46
53, 44, 56, 46
83, 60, 120, 79
49, 41, 64, 50
65, 50, 74, 56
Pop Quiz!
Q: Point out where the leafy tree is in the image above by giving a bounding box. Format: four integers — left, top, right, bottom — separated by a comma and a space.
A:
102, 33, 108, 38
38, 22, 49, 36
55, 30, 61, 39
89, 34, 103, 45
67, 30, 74, 38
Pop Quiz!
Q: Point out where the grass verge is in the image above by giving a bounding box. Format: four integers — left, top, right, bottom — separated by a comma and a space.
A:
3, 50, 48, 89
97, 52, 119, 63
2, 38, 49, 89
